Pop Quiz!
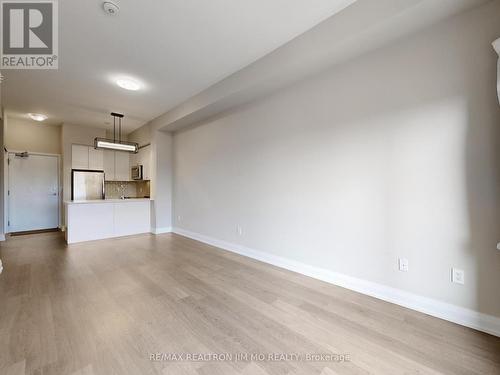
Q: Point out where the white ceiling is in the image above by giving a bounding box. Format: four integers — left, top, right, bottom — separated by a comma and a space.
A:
152, 0, 491, 132
2, 0, 356, 133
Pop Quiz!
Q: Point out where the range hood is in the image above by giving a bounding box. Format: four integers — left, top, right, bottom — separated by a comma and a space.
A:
94, 112, 138, 153
494, 37, 500, 105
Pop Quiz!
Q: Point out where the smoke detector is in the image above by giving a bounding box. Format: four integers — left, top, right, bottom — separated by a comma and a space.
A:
103, 1, 119, 16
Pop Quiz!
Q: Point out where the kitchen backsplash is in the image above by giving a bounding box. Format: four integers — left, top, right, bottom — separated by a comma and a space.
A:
105, 180, 150, 199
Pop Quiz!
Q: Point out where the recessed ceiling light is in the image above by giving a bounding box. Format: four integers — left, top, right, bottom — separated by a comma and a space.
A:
116, 78, 141, 91
28, 113, 48, 121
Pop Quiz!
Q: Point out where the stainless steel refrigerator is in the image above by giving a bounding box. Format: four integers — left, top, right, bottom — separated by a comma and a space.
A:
71, 169, 105, 200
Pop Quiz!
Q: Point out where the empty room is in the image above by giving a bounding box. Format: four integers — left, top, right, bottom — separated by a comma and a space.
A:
1, 0, 500, 374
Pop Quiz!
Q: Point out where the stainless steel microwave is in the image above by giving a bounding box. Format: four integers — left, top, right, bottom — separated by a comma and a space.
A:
131, 165, 143, 180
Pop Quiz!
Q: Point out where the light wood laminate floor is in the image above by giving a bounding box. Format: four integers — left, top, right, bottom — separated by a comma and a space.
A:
0, 232, 499, 375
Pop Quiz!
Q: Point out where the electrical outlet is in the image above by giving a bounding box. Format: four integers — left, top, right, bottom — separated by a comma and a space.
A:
452, 268, 465, 285
236, 225, 243, 236
398, 258, 409, 272
177, 215, 182, 222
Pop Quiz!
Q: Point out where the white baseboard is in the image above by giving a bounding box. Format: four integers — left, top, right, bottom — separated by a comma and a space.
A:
173, 227, 500, 338
151, 227, 172, 235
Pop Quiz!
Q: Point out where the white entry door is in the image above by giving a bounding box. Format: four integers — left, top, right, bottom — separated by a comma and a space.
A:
8, 153, 59, 232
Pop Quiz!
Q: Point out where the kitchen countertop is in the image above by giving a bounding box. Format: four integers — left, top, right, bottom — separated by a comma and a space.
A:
65, 198, 152, 205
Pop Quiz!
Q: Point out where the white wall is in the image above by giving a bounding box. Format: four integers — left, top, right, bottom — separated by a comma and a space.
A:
2, 117, 63, 232
151, 129, 173, 231
128, 124, 151, 147
173, 2, 500, 319
5, 118, 61, 154
129, 124, 173, 232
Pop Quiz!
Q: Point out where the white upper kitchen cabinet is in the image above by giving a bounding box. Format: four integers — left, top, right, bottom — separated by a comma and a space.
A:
130, 152, 138, 170
142, 147, 152, 181
115, 152, 130, 181
104, 150, 130, 181
103, 150, 115, 181
88, 148, 104, 170
134, 146, 151, 180
72, 144, 90, 169
72, 145, 104, 171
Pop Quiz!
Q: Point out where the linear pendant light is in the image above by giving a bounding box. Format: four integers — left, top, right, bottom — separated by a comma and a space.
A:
94, 112, 138, 153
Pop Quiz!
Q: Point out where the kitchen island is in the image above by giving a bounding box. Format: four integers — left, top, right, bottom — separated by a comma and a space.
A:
65, 198, 151, 244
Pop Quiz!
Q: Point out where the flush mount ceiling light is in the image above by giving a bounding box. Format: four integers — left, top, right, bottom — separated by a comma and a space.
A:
28, 113, 48, 121
94, 112, 138, 153
116, 78, 141, 91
